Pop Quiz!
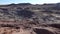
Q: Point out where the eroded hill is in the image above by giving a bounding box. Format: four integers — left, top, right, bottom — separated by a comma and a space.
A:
0, 3, 60, 34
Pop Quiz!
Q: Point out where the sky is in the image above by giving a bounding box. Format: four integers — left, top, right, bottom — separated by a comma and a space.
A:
0, 0, 60, 5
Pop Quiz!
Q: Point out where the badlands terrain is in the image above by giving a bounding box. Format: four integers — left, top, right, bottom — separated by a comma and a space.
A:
0, 3, 60, 34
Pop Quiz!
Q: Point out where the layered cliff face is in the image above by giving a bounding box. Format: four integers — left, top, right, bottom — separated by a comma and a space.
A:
0, 3, 60, 24
0, 3, 60, 34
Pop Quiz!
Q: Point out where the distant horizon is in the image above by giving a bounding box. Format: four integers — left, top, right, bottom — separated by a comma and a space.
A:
0, 2, 60, 5
0, 0, 60, 5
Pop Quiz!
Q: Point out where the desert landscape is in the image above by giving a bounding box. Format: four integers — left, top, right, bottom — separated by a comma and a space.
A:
0, 3, 60, 34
